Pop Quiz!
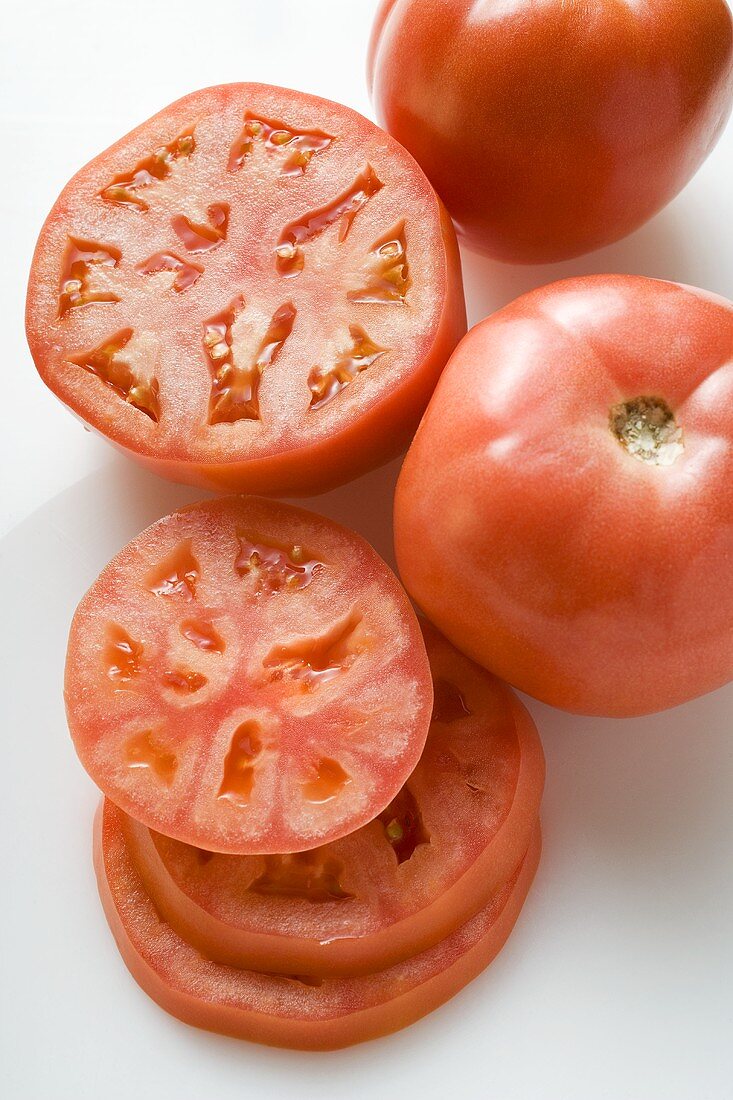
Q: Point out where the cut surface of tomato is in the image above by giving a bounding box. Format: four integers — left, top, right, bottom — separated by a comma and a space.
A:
65, 497, 433, 854
26, 83, 466, 495
121, 621, 544, 976
96, 799, 541, 1050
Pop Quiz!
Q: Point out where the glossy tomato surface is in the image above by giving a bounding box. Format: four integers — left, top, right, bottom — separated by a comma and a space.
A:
96, 799, 541, 1050
26, 83, 465, 494
120, 621, 544, 977
369, 0, 733, 263
66, 497, 433, 853
395, 276, 733, 717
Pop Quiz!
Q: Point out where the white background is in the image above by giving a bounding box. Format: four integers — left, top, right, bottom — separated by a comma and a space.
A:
1, 2, 732, 1098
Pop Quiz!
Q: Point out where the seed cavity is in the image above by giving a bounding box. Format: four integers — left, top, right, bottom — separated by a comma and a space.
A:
308, 325, 388, 410
235, 534, 324, 593
250, 852, 353, 903
104, 624, 143, 683
275, 164, 383, 277
302, 758, 350, 804
228, 113, 334, 176
180, 618, 225, 653
206, 299, 296, 424
431, 679, 471, 723
100, 127, 195, 211
69, 328, 159, 422
135, 251, 204, 292
57, 237, 121, 319
348, 222, 410, 304
263, 610, 363, 689
145, 539, 200, 600
171, 202, 229, 253
609, 396, 684, 467
218, 721, 263, 805
378, 787, 430, 865
162, 668, 208, 694
125, 730, 177, 784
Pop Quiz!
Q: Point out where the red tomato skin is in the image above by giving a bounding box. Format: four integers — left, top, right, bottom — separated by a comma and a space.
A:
369, 0, 733, 263
394, 275, 733, 717
26, 83, 466, 496
119, 620, 545, 978
95, 799, 541, 1050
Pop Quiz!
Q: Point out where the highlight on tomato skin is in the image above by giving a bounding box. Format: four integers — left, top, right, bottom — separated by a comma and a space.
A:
117, 619, 545, 978
64, 495, 434, 855
394, 274, 733, 718
95, 799, 542, 1051
368, 0, 733, 263
25, 82, 466, 496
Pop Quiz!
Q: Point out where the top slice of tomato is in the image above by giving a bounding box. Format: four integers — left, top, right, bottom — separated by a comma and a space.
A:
65, 497, 433, 854
26, 83, 465, 495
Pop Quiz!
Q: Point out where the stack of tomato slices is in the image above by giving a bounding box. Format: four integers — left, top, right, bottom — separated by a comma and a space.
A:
66, 497, 544, 1049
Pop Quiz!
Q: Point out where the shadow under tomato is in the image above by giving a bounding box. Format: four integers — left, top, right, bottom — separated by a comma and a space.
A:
460, 201, 704, 328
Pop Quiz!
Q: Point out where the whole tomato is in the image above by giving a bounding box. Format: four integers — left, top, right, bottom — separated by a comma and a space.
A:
368, 0, 733, 263
393, 276, 733, 717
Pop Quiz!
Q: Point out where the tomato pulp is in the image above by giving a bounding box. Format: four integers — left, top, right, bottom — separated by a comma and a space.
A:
96, 799, 541, 1050
369, 0, 733, 263
66, 497, 433, 852
27, 83, 466, 494
119, 621, 544, 977
394, 276, 733, 717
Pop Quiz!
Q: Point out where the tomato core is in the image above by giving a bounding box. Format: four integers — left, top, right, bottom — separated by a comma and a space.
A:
609, 396, 684, 466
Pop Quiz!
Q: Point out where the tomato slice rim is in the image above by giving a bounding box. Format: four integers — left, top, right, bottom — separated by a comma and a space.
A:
95, 799, 541, 1050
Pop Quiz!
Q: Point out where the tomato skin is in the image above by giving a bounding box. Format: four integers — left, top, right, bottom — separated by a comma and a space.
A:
95, 799, 541, 1050
394, 275, 733, 717
369, 0, 733, 263
118, 620, 545, 978
26, 83, 466, 496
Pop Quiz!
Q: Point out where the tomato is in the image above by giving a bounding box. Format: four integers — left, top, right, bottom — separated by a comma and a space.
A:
65, 497, 433, 853
368, 0, 733, 264
96, 799, 541, 1050
26, 83, 466, 495
118, 621, 544, 977
394, 275, 733, 718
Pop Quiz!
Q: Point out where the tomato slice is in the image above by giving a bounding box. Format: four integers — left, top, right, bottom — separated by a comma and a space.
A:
119, 621, 544, 976
26, 83, 466, 495
96, 799, 541, 1050
65, 497, 432, 854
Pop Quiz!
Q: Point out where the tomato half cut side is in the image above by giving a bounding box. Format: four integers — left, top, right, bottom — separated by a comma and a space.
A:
120, 620, 544, 976
26, 83, 466, 496
96, 800, 541, 1050
65, 497, 433, 854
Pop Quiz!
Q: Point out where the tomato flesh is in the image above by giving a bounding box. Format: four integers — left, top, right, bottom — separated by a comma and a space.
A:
96, 799, 541, 1050
26, 83, 466, 494
119, 621, 544, 976
65, 497, 433, 853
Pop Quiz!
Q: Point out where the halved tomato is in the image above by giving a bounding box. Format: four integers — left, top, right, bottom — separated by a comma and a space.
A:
96, 799, 541, 1050
120, 621, 544, 976
65, 497, 433, 854
26, 83, 466, 495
